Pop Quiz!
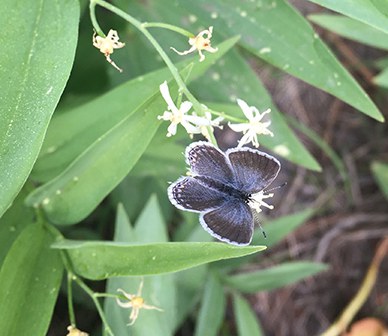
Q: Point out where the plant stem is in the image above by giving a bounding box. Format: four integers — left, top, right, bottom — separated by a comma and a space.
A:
60, 247, 114, 335
90, 0, 218, 146
209, 109, 246, 123
67, 272, 76, 326
95, 292, 121, 300
89, 1, 104, 36
73, 275, 114, 336
142, 22, 194, 38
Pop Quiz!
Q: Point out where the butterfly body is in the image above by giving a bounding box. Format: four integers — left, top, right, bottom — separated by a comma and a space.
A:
168, 141, 281, 246
193, 175, 251, 203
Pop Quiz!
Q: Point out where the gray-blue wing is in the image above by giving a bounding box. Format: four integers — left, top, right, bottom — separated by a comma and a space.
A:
168, 176, 227, 212
227, 147, 280, 194
200, 199, 253, 246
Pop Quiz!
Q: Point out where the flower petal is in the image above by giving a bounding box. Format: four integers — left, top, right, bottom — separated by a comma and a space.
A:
116, 299, 133, 308
179, 101, 193, 114
167, 122, 178, 137
181, 120, 201, 134
142, 304, 164, 311
171, 45, 196, 56
185, 114, 210, 125
236, 98, 254, 121
159, 81, 179, 114
198, 50, 205, 62
117, 288, 133, 300
228, 122, 250, 133
157, 111, 172, 121
238, 131, 254, 147
204, 46, 218, 53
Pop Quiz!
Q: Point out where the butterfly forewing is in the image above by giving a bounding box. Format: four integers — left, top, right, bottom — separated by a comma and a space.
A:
200, 199, 254, 246
186, 141, 234, 184
168, 176, 227, 212
227, 147, 280, 194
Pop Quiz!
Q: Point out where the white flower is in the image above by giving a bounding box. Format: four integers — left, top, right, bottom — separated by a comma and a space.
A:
171, 26, 218, 62
66, 325, 88, 336
249, 190, 274, 214
116, 280, 163, 326
228, 99, 274, 148
158, 81, 211, 137
194, 109, 224, 140
93, 29, 125, 72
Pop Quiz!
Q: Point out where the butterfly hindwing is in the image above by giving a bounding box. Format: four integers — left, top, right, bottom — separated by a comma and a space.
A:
200, 199, 254, 246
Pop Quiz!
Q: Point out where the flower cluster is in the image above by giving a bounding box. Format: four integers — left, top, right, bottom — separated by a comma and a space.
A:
158, 81, 273, 149
93, 29, 125, 72
158, 81, 223, 139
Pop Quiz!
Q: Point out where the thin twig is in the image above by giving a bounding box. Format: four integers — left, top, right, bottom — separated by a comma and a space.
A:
315, 214, 388, 262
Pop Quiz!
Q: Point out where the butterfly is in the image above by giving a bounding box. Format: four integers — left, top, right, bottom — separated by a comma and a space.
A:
168, 141, 281, 246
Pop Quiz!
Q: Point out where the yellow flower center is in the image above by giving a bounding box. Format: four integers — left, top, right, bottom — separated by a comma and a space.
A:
193, 36, 210, 50
131, 296, 145, 308
171, 110, 184, 123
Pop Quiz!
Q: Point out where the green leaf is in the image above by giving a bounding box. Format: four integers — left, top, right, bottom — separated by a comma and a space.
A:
26, 91, 163, 225
0, 224, 63, 335
193, 47, 321, 171
174, 223, 213, 330
113, 203, 136, 242
52, 240, 266, 280
371, 161, 388, 200
375, 56, 388, 71
174, 265, 207, 330
309, 14, 388, 50
285, 115, 350, 195
132, 196, 176, 335
110, 175, 174, 225
253, 208, 315, 247
224, 261, 327, 293
306, 0, 388, 35
233, 293, 264, 336
194, 274, 226, 336
173, 211, 212, 330
219, 0, 383, 121
374, 67, 388, 88
0, 184, 34, 266
105, 201, 175, 335
134, 194, 169, 242
214, 209, 315, 272
130, 136, 187, 180
32, 67, 178, 183
104, 205, 134, 336
0, 0, 79, 217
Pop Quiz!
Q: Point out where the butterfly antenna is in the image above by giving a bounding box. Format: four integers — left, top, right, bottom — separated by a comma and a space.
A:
253, 211, 267, 239
265, 181, 287, 193
259, 222, 267, 239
